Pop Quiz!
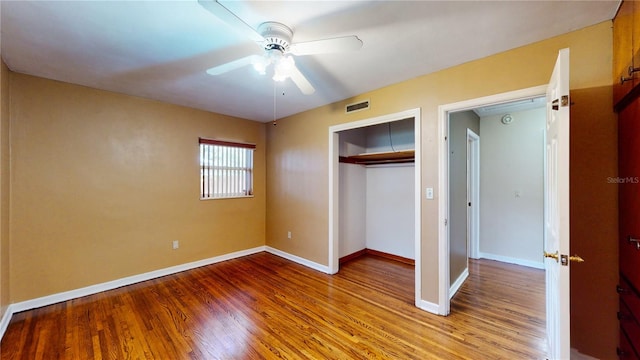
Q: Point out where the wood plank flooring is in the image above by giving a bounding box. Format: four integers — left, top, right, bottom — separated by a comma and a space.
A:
1, 253, 546, 359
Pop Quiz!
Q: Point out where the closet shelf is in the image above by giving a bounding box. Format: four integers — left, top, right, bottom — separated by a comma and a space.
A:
339, 150, 415, 165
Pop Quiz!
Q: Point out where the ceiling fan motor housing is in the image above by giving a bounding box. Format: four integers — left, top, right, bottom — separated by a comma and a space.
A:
258, 22, 293, 53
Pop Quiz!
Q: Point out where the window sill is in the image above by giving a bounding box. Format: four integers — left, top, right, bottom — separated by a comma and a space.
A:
200, 195, 254, 201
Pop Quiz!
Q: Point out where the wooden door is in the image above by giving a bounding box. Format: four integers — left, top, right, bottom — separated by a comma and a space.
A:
619, 98, 640, 289
614, 0, 634, 105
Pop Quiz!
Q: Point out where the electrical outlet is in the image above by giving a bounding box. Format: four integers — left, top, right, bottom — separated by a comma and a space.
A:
172, 240, 179, 250
287, 231, 292, 239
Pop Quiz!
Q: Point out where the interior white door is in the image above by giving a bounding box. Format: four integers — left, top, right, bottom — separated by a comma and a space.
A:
544, 48, 571, 360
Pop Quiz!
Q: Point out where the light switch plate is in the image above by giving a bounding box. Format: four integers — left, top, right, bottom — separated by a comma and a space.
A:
426, 187, 434, 200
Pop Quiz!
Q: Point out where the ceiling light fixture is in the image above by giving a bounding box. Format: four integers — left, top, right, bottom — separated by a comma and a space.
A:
252, 46, 295, 82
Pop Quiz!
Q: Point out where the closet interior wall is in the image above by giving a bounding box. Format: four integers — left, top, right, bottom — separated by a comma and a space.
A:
338, 118, 415, 261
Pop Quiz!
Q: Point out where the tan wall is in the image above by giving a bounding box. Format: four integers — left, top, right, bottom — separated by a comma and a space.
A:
0, 60, 10, 318
265, 21, 616, 358
9, 74, 266, 302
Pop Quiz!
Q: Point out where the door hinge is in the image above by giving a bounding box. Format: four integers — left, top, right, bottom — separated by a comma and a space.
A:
552, 95, 569, 111
444, 218, 448, 226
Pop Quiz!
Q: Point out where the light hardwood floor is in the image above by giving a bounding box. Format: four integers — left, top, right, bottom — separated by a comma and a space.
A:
1, 252, 546, 359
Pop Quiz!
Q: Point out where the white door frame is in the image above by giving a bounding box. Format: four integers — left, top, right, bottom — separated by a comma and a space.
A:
437, 85, 547, 315
467, 129, 480, 260
328, 108, 422, 306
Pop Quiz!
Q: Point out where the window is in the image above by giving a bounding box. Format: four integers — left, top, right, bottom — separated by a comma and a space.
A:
199, 138, 255, 199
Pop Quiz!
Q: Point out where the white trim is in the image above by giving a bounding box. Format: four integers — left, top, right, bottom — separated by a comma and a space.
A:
1, 246, 334, 341
328, 130, 340, 274
467, 129, 480, 260
265, 246, 330, 273
413, 109, 422, 310
416, 299, 440, 314
570, 348, 599, 360
478, 252, 545, 270
11, 246, 266, 313
328, 108, 423, 311
0, 304, 15, 341
437, 103, 450, 316
438, 85, 547, 317
449, 268, 469, 299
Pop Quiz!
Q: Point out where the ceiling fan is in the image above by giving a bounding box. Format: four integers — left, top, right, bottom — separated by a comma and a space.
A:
198, 0, 363, 95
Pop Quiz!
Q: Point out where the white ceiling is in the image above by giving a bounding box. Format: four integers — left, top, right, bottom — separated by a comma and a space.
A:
1, 1, 620, 123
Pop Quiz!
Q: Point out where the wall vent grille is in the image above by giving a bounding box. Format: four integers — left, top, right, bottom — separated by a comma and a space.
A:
345, 100, 370, 113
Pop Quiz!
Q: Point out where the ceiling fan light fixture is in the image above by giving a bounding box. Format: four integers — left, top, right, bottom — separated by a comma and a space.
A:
273, 55, 295, 82
252, 56, 270, 75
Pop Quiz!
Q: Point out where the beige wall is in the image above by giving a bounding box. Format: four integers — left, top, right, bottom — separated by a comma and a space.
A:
265, 21, 616, 358
0, 59, 10, 320
9, 74, 266, 302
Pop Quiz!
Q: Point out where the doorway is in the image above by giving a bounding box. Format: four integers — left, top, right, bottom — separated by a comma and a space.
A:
328, 108, 422, 306
437, 85, 547, 315
467, 129, 480, 261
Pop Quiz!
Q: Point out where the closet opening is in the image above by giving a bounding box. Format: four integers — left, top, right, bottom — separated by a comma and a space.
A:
328, 108, 421, 307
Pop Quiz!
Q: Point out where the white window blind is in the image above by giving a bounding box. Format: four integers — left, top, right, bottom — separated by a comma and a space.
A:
199, 138, 255, 199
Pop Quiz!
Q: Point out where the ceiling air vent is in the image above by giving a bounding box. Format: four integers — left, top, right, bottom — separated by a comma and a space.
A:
345, 99, 370, 113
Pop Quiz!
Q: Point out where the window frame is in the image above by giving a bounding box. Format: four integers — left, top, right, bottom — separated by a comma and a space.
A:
199, 138, 255, 200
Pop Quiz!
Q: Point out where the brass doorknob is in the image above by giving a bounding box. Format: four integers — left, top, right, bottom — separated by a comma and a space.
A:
544, 250, 559, 262
544, 251, 585, 265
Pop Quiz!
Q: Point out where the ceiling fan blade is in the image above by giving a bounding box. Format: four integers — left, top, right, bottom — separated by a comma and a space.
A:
289, 65, 315, 95
197, 0, 264, 43
206, 55, 263, 75
289, 36, 363, 56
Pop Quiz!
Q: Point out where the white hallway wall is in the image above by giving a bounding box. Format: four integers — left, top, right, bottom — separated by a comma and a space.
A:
479, 107, 545, 268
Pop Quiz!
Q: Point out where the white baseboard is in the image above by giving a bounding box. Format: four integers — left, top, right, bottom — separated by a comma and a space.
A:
2, 246, 336, 341
11, 246, 266, 314
478, 252, 544, 270
0, 304, 14, 341
0, 246, 420, 342
570, 347, 599, 360
416, 298, 440, 315
265, 246, 330, 273
265, 247, 447, 319
449, 268, 469, 299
